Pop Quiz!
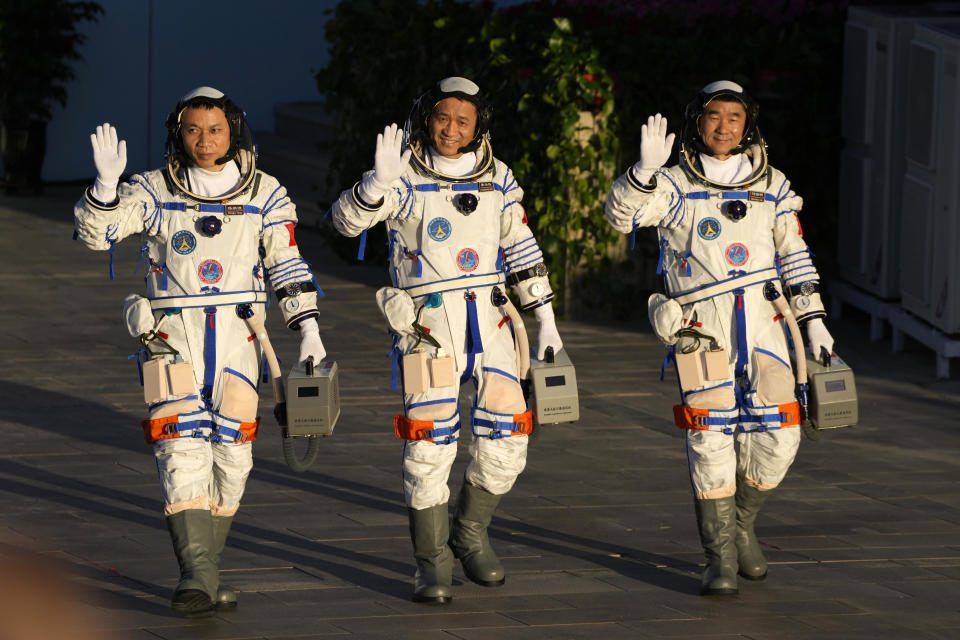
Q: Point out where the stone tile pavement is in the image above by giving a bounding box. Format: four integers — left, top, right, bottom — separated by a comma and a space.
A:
1, 186, 959, 639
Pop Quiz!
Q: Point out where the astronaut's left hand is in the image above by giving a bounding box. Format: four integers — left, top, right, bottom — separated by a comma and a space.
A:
534, 305, 563, 360
805, 317, 834, 360
298, 316, 327, 364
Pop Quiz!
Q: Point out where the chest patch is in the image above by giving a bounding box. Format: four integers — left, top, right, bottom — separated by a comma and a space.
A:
198, 259, 224, 284
697, 217, 722, 240
171, 230, 197, 255
725, 243, 749, 266
457, 248, 479, 272
427, 217, 452, 242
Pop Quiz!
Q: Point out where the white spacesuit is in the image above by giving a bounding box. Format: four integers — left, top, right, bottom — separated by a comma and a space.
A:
605, 81, 834, 595
73, 87, 324, 617
332, 77, 562, 604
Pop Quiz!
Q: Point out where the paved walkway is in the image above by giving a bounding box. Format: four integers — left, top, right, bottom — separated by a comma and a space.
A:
1, 186, 959, 639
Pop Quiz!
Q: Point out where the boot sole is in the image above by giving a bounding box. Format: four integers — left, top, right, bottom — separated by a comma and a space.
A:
412, 594, 452, 604
700, 587, 739, 596
172, 589, 216, 617
738, 570, 767, 581
466, 574, 505, 587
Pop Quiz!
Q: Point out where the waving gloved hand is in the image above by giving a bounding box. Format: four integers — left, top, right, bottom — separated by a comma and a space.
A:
534, 305, 563, 360
632, 113, 675, 185
89, 123, 127, 203
358, 123, 412, 204
805, 317, 835, 361
298, 316, 327, 365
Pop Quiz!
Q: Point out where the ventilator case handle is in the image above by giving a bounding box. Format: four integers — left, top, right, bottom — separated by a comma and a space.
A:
819, 346, 831, 368
544, 346, 555, 364
305, 355, 315, 377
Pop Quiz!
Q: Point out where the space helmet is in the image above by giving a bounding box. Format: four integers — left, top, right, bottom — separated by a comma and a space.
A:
164, 86, 257, 200
404, 77, 494, 182
678, 80, 768, 189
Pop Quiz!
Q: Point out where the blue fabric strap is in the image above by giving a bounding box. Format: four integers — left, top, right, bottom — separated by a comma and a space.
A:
357, 229, 368, 261
162, 202, 261, 214
202, 307, 217, 406
413, 182, 503, 193
685, 191, 776, 201
465, 293, 484, 355
734, 290, 748, 379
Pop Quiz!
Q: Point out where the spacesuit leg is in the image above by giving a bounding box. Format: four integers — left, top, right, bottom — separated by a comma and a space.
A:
681, 351, 739, 594
397, 329, 460, 604
453, 331, 528, 587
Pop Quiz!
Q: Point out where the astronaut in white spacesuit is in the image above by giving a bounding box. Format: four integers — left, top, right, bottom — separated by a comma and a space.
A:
605, 81, 834, 595
74, 87, 326, 616
332, 77, 562, 604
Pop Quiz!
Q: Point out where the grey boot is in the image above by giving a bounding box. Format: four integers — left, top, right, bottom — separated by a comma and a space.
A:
735, 483, 771, 581
409, 504, 454, 604
211, 515, 237, 610
165, 509, 219, 617
694, 497, 739, 595
449, 482, 505, 587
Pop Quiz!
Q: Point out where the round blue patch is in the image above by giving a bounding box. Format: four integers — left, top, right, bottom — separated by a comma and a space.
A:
697, 217, 721, 240
457, 248, 479, 272
427, 217, 452, 242
726, 243, 749, 266
171, 230, 197, 255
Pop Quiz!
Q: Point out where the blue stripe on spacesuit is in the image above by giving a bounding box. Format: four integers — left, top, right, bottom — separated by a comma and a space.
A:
482, 367, 518, 383
775, 208, 798, 219
408, 398, 458, 410
148, 394, 200, 412
202, 308, 217, 406
261, 185, 287, 214
753, 347, 790, 369
503, 236, 536, 254
161, 202, 262, 214
224, 367, 256, 391
656, 171, 686, 228
734, 290, 748, 379
466, 295, 484, 355
685, 191, 776, 201
357, 229, 368, 261
682, 380, 733, 399
498, 168, 518, 194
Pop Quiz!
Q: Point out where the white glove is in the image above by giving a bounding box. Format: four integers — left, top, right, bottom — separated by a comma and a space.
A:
298, 316, 327, 365
534, 305, 563, 360
89, 122, 127, 203
632, 113, 675, 185
358, 123, 412, 204
805, 317, 834, 360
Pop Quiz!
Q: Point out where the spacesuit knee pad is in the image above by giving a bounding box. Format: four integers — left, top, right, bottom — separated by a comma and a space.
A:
753, 350, 796, 405
480, 370, 526, 414
395, 402, 460, 444
219, 370, 259, 422
471, 406, 534, 439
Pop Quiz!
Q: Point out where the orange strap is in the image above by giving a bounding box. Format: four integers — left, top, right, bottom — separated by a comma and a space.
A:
673, 402, 802, 431
394, 414, 441, 441
512, 409, 534, 435
777, 401, 801, 427
673, 405, 712, 431
141, 415, 260, 444
142, 414, 181, 443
